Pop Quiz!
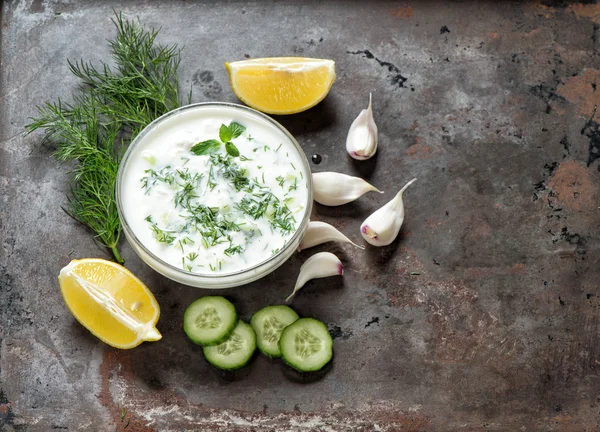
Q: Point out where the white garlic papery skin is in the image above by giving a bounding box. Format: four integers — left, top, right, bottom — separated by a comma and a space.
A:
313, 172, 383, 206
346, 93, 378, 160
286, 252, 343, 302
298, 221, 365, 252
360, 178, 417, 247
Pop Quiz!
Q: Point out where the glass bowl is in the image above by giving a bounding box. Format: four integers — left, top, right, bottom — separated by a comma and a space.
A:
116, 102, 313, 288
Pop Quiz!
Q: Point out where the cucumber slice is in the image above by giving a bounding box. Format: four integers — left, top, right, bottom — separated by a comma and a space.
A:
279, 318, 333, 372
203, 321, 256, 370
183, 296, 237, 346
250, 305, 299, 358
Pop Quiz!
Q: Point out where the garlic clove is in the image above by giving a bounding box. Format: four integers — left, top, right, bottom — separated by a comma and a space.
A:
346, 93, 378, 160
360, 178, 417, 247
286, 252, 343, 302
313, 172, 383, 206
298, 221, 365, 252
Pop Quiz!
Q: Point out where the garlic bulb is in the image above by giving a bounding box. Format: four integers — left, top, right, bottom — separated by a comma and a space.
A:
346, 93, 378, 160
360, 178, 417, 246
286, 252, 343, 302
298, 221, 365, 251
313, 172, 382, 206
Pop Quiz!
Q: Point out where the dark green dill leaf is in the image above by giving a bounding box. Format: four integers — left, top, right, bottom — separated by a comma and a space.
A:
288, 177, 298, 192
147, 220, 176, 244
275, 143, 282, 152
225, 141, 240, 157
276, 175, 285, 188
239, 155, 252, 161
224, 243, 244, 257
269, 198, 295, 234
211, 154, 249, 191
191, 139, 221, 155
236, 191, 273, 219
141, 166, 175, 192
228, 121, 246, 139
219, 124, 233, 143
187, 252, 198, 261
24, 12, 187, 263
208, 165, 217, 190
272, 248, 280, 255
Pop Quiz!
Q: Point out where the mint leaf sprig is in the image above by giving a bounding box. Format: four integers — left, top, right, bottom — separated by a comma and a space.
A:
191, 121, 246, 157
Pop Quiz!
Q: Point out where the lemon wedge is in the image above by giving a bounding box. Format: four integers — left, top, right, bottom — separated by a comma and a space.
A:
225, 57, 336, 115
58, 259, 161, 349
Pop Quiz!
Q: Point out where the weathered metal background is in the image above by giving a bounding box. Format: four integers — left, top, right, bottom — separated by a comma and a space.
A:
1, 0, 600, 430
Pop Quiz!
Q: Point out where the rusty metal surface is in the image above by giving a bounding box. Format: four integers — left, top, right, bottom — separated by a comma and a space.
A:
1, 0, 600, 430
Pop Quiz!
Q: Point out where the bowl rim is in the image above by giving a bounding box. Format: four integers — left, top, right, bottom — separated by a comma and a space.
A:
116, 101, 313, 279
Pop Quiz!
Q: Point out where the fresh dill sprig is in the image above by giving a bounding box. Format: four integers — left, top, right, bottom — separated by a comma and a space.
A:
24, 12, 187, 263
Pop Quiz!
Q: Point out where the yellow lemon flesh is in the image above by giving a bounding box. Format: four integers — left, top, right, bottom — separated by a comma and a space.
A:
225, 57, 336, 115
58, 259, 161, 349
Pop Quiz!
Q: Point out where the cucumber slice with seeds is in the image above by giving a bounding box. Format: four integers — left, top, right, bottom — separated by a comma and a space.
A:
279, 318, 333, 372
203, 320, 256, 370
250, 305, 299, 358
183, 296, 237, 346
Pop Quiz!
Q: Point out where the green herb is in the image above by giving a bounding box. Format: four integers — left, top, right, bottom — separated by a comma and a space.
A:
236, 191, 274, 220
219, 121, 246, 142
191, 139, 221, 155
275, 143, 282, 152
228, 122, 246, 138
224, 243, 244, 257
25, 13, 186, 263
141, 166, 175, 192
240, 155, 252, 162
276, 175, 286, 188
210, 154, 249, 191
225, 142, 240, 157
272, 248, 280, 255
288, 177, 298, 193
208, 165, 217, 190
187, 252, 198, 261
269, 198, 295, 234
148, 221, 176, 244
290, 162, 296, 170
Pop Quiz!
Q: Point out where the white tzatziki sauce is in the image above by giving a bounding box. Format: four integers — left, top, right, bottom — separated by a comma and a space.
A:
120, 106, 309, 274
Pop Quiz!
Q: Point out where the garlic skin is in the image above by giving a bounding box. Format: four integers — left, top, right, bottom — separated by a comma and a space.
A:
298, 221, 365, 252
360, 178, 417, 247
346, 93, 378, 160
313, 172, 383, 206
286, 252, 343, 302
